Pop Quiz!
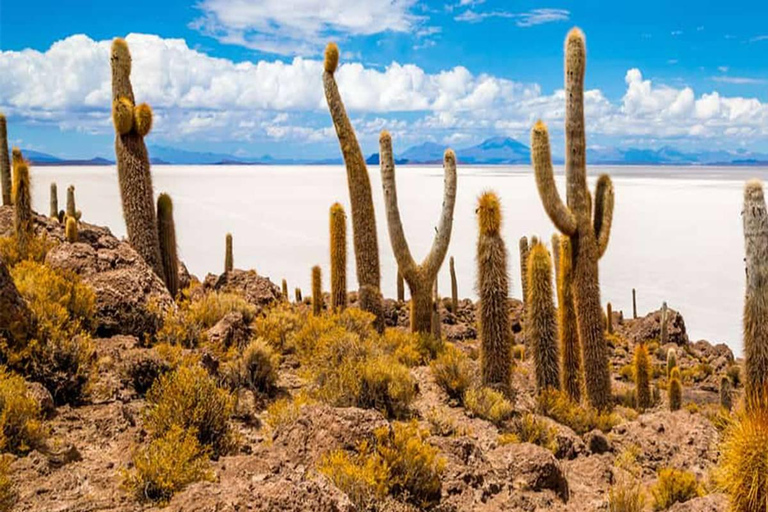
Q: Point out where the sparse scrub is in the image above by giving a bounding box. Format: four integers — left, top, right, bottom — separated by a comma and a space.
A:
0, 367, 44, 454
222, 338, 280, 393
650, 468, 701, 510
537, 389, 620, 435
464, 387, 513, 426
430, 344, 474, 402
608, 478, 646, 512
0, 456, 15, 512
514, 414, 559, 453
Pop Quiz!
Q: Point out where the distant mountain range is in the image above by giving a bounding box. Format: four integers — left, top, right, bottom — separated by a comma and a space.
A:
17, 139, 768, 167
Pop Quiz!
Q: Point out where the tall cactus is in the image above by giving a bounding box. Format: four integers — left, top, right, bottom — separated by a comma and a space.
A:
281, 279, 289, 301
312, 265, 323, 316
225, 233, 233, 273
295, 287, 302, 303
527, 243, 560, 392
531, 28, 615, 409
329, 202, 347, 311
66, 185, 77, 220
632, 288, 637, 319
0, 114, 10, 206
156, 193, 179, 298
558, 236, 582, 402
450, 256, 459, 314
65, 216, 78, 243
397, 270, 405, 302
322, 43, 383, 331
743, 179, 768, 406
12, 150, 32, 255
606, 302, 613, 334
660, 301, 668, 345
519, 236, 529, 302
380, 131, 457, 333
634, 342, 652, 411
110, 38, 164, 282
50, 183, 58, 219
476, 191, 512, 394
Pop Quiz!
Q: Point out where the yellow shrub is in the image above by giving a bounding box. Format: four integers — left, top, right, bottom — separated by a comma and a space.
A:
515, 414, 559, 453
618, 364, 634, 382
650, 468, 701, 510
155, 304, 203, 348
537, 389, 620, 435
356, 356, 415, 419
464, 387, 513, 426
123, 425, 213, 504
609, 478, 646, 512
318, 448, 388, 509
263, 392, 315, 432
0, 456, 15, 512
379, 329, 440, 367
222, 338, 280, 393
0, 368, 44, 454
425, 408, 471, 437
715, 404, 768, 512
187, 292, 256, 329
0, 233, 55, 267
430, 344, 474, 401
252, 303, 302, 353
145, 365, 236, 456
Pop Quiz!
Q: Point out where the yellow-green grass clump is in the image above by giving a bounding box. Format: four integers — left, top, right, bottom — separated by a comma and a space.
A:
430, 344, 474, 402
537, 388, 620, 435
650, 468, 701, 510
464, 387, 514, 426
0, 367, 45, 454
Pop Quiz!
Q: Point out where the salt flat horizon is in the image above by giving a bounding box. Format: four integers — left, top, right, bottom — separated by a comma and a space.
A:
29, 163, 766, 357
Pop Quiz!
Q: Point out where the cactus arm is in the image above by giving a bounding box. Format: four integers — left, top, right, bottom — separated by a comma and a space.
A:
593, 174, 614, 258
423, 148, 457, 277
531, 121, 577, 236
564, 28, 589, 215
379, 131, 417, 280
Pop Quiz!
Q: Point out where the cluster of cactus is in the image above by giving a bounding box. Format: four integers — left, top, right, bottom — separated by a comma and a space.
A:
12, 148, 33, 254
531, 29, 615, 410
526, 243, 560, 392
323, 43, 384, 332
668, 366, 682, 411
312, 265, 323, 315
225, 233, 233, 273
450, 256, 459, 314
379, 130, 457, 334
476, 192, 512, 395
557, 236, 582, 402
157, 194, 179, 298
634, 342, 652, 411
0, 114, 10, 206
329, 203, 347, 311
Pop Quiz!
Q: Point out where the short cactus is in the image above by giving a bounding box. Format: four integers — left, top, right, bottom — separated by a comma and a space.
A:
397, 270, 405, 302
634, 342, 652, 411
527, 243, 560, 393
660, 302, 668, 345
281, 279, 288, 301
323, 42, 383, 331
329, 202, 347, 311
558, 236, 582, 402
66, 185, 80, 220
225, 233, 233, 273
0, 114, 11, 206
312, 265, 323, 316
606, 303, 613, 334
65, 216, 78, 243
50, 182, 58, 219
295, 287, 302, 303
531, 29, 615, 409
156, 193, 179, 298
12, 150, 32, 254
666, 348, 677, 377
669, 366, 682, 411
380, 131, 457, 333
450, 256, 459, 314
720, 375, 733, 411
519, 236, 529, 302
476, 191, 512, 395
110, 38, 164, 281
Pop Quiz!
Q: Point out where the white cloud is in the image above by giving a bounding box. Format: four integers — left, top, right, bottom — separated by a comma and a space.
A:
455, 7, 569, 26
712, 76, 768, 85
192, 0, 424, 55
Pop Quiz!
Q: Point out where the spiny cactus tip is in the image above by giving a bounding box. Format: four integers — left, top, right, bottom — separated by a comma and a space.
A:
566, 27, 585, 44
158, 192, 173, 211
745, 179, 764, 197
330, 201, 344, 213
379, 130, 391, 143
324, 43, 339, 74
112, 37, 129, 55
477, 191, 502, 235
444, 148, 456, 162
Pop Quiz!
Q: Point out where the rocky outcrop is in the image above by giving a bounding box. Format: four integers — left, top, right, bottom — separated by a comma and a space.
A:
620, 307, 688, 346
202, 269, 281, 312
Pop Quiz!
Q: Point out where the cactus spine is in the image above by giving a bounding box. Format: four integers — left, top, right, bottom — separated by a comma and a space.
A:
527, 243, 561, 392
668, 366, 682, 411
632, 288, 637, 319
660, 301, 668, 345
12, 150, 32, 255
379, 131, 457, 334
156, 193, 179, 298
323, 43, 383, 331
606, 302, 613, 334
0, 114, 10, 206
312, 265, 323, 316
720, 376, 733, 411
450, 256, 459, 314
558, 236, 582, 402
329, 202, 347, 311
225, 233, 233, 273
743, 179, 768, 407
519, 236, 529, 302
531, 29, 615, 409
634, 342, 652, 411
666, 348, 677, 378
66, 216, 78, 243
110, 38, 165, 282
397, 270, 405, 302
476, 192, 512, 395
50, 183, 58, 219
295, 287, 302, 303
281, 279, 289, 301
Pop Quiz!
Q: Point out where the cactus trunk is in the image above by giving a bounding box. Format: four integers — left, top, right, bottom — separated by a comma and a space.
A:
312, 265, 322, 316
558, 237, 582, 402
632, 288, 637, 319
65, 217, 78, 243
295, 287, 302, 303
397, 270, 405, 302
329, 203, 347, 311
0, 115, 10, 206
157, 193, 179, 298
606, 302, 613, 334
527, 243, 561, 393
281, 279, 288, 301
660, 302, 668, 345
669, 367, 682, 411
634, 343, 652, 411
450, 256, 458, 314
519, 237, 529, 303
12, 152, 32, 256
431, 280, 441, 341
225, 233, 233, 273
50, 183, 58, 219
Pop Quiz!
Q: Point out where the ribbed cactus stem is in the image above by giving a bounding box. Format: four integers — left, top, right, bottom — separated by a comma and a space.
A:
660, 302, 668, 345
397, 270, 405, 302
720, 376, 733, 411
450, 256, 458, 314
156, 193, 179, 298
281, 279, 288, 301
110, 38, 164, 282
531, 28, 615, 410
431, 280, 441, 341
519, 237, 529, 303
477, 191, 512, 395
312, 265, 322, 316
295, 288, 302, 303
224, 233, 233, 273
12, 151, 32, 255
65, 216, 78, 243
558, 236, 582, 402
323, 42, 383, 331
743, 179, 768, 407
49, 183, 58, 219
0, 115, 11, 206
66, 185, 77, 219
668, 366, 682, 411
380, 131, 457, 334
551, 233, 560, 285
329, 202, 347, 311
527, 243, 560, 393
632, 288, 637, 319
634, 342, 652, 411
666, 348, 677, 377
606, 302, 613, 334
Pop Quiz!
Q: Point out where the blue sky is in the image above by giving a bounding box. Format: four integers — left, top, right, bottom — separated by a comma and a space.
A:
2, 0, 768, 159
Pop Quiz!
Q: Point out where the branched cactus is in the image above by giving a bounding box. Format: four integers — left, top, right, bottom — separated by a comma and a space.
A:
281, 279, 288, 301
668, 366, 682, 411
156, 193, 179, 298
12, 150, 32, 254
558, 236, 582, 402
531, 29, 615, 409
527, 243, 560, 392
295, 287, 302, 303
666, 348, 677, 377
312, 265, 323, 316
450, 256, 459, 314
660, 301, 668, 345
50, 183, 58, 219
66, 217, 78, 243
476, 191, 512, 395
720, 375, 733, 411
380, 131, 457, 333
329, 202, 347, 311
634, 342, 652, 411
397, 270, 405, 302
225, 233, 233, 273
632, 288, 637, 319
519, 236, 529, 302
110, 38, 164, 281
323, 42, 383, 331
743, 179, 768, 407
0, 114, 11, 206
606, 303, 613, 334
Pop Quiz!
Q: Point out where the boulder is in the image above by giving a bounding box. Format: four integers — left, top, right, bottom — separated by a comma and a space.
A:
203, 269, 281, 311
584, 429, 611, 455
621, 307, 688, 346
488, 442, 570, 501
207, 311, 252, 349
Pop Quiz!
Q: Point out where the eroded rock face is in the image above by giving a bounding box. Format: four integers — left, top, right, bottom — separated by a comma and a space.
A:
202, 269, 281, 312
620, 307, 688, 346
207, 311, 252, 349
